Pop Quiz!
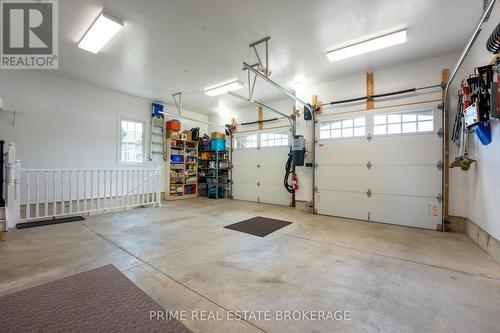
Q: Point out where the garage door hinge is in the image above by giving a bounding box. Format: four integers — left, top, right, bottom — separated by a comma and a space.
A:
314, 139, 319, 144
437, 161, 443, 170
437, 103, 444, 110
437, 193, 443, 203
314, 186, 319, 192
366, 189, 372, 198
367, 161, 372, 169
257, 164, 260, 168
257, 182, 260, 186
366, 134, 372, 142
437, 128, 444, 137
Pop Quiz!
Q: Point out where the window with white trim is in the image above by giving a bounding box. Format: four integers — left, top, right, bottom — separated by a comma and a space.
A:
261, 133, 289, 147
373, 111, 434, 135
234, 134, 258, 149
320, 117, 366, 139
120, 118, 145, 164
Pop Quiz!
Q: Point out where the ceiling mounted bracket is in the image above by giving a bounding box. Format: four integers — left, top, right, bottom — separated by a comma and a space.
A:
248, 36, 271, 77
172, 92, 182, 117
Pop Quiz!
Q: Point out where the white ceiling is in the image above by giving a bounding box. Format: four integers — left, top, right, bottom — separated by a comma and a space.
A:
52, 0, 483, 114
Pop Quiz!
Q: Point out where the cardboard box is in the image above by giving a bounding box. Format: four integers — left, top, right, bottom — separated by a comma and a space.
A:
166, 131, 179, 139
183, 130, 192, 141
211, 132, 225, 139
167, 120, 181, 131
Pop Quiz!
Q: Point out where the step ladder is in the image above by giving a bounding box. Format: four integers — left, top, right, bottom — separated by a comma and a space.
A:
149, 103, 166, 161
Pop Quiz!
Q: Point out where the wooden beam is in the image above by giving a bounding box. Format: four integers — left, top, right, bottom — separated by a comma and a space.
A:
312, 95, 321, 114
442, 68, 450, 231
231, 118, 237, 133
258, 106, 263, 130
366, 72, 374, 110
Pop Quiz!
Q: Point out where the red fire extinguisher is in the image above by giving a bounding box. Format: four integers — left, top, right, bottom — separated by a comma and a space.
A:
292, 173, 298, 191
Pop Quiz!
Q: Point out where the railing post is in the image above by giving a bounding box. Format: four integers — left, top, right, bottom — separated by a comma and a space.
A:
5, 143, 20, 229
156, 166, 161, 207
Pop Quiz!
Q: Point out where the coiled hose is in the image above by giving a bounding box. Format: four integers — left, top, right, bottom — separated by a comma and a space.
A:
487, 22, 500, 54
284, 148, 295, 194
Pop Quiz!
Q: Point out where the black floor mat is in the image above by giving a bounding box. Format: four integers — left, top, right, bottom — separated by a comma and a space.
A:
224, 216, 292, 237
16, 216, 85, 229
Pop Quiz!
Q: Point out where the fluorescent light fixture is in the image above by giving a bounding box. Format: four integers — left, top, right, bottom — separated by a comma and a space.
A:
326, 29, 407, 62
204, 79, 244, 97
78, 12, 124, 54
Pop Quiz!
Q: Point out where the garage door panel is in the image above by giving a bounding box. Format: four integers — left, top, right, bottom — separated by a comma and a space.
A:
368, 195, 440, 229
232, 166, 257, 185
232, 184, 259, 202
316, 108, 442, 230
259, 185, 291, 206
370, 166, 441, 197
258, 147, 289, 166
232, 149, 258, 166
260, 166, 285, 186
317, 140, 370, 164
369, 135, 441, 164
316, 191, 369, 221
316, 165, 369, 192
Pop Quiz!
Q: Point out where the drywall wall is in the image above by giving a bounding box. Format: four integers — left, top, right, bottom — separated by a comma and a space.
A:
0, 70, 209, 192
448, 4, 500, 240
295, 53, 459, 203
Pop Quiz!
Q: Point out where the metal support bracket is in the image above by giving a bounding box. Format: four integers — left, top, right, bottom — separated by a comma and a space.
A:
173, 92, 182, 116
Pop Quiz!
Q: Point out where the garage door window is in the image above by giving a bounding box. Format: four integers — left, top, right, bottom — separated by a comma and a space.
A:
320, 117, 365, 139
234, 134, 258, 149
261, 133, 289, 147
374, 111, 434, 135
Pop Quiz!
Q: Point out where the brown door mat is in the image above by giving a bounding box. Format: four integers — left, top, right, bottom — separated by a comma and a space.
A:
0, 265, 192, 333
224, 216, 293, 237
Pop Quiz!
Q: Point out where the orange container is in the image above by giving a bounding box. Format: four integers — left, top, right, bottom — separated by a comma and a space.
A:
167, 120, 181, 131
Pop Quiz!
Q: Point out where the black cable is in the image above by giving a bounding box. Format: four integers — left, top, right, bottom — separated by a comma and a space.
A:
319, 84, 442, 107
240, 118, 279, 126
284, 148, 295, 194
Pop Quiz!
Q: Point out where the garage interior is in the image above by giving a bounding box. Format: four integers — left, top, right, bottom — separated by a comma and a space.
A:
1, 0, 500, 332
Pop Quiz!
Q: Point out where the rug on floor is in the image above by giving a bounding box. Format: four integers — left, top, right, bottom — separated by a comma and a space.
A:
0, 264, 192, 333
224, 216, 293, 237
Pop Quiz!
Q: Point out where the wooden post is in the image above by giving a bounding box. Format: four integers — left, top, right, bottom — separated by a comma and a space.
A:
442, 68, 450, 231
312, 95, 321, 115
231, 118, 237, 133
366, 72, 374, 110
258, 106, 263, 130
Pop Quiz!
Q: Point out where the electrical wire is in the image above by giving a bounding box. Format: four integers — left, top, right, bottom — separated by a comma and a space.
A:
284, 148, 295, 194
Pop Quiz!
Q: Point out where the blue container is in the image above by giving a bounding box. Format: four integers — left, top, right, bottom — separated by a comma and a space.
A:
210, 138, 226, 151
208, 186, 225, 199
171, 155, 184, 163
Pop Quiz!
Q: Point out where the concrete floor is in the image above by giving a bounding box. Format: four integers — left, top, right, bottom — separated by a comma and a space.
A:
1, 198, 500, 333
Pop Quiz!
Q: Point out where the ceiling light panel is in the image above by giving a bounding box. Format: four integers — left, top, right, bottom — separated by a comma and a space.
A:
78, 12, 124, 54
327, 29, 407, 62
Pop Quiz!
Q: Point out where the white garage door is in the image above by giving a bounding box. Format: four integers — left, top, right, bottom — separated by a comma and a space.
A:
232, 132, 292, 206
315, 108, 442, 230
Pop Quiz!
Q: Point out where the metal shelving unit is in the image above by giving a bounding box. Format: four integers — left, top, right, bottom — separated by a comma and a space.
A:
198, 149, 230, 199
165, 139, 198, 200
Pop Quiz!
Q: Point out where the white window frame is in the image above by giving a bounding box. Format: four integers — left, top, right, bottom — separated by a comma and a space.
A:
373, 110, 435, 136
260, 131, 290, 148
233, 130, 291, 149
233, 134, 258, 149
117, 115, 147, 166
319, 116, 366, 140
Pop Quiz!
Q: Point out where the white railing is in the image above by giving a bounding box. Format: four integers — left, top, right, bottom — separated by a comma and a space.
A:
4, 143, 20, 230
15, 166, 161, 225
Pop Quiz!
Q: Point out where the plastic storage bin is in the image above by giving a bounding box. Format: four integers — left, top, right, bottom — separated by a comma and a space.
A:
167, 120, 181, 131
208, 186, 225, 199
210, 138, 226, 151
